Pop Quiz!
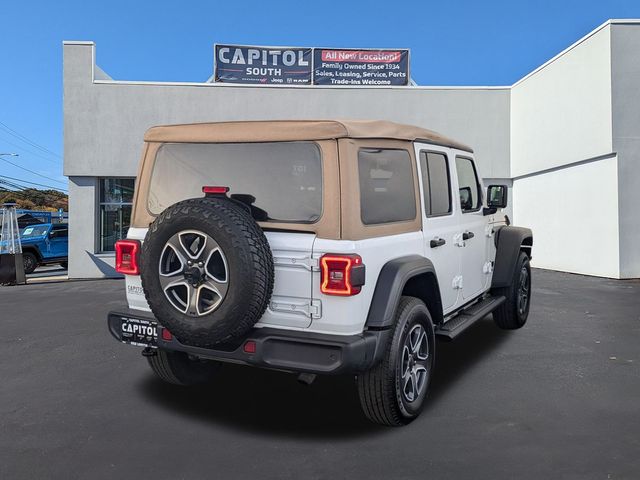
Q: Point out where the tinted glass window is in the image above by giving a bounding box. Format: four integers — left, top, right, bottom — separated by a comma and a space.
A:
150, 142, 322, 223
358, 148, 416, 225
52, 227, 68, 238
420, 152, 451, 216
455, 157, 481, 212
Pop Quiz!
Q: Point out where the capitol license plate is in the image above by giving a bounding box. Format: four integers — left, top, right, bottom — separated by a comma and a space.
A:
120, 316, 158, 347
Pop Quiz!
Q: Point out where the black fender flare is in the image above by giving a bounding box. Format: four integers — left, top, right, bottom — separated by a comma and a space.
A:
365, 255, 443, 329
491, 226, 533, 288
21, 246, 42, 263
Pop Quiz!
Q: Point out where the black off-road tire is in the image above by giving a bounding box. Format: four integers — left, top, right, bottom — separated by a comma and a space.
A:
147, 349, 219, 386
357, 296, 435, 427
141, 197, 274, 348
22, 252, 38, 274
492, 251, 531, 329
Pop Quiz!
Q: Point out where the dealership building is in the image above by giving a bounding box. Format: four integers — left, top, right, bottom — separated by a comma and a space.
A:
63, 19, 640, 280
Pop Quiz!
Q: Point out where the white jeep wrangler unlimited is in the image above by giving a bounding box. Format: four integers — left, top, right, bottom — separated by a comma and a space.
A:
108, 120, 533, 426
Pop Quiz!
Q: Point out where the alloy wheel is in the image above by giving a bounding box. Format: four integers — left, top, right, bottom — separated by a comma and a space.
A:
158, 230, 229, 317
400, 324, 430, 403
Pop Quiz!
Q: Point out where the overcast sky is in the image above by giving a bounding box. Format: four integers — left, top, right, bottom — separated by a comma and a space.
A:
1, 0, 638, 190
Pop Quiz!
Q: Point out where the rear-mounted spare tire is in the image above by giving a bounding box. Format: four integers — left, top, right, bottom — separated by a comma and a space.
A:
140, 197, 274, 348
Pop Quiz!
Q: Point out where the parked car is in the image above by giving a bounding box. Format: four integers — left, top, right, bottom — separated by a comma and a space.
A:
19, 223, 68, 273
107, 120, 533, 426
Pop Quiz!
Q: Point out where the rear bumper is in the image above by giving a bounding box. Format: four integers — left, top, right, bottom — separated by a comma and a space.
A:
107, 307, 390, 375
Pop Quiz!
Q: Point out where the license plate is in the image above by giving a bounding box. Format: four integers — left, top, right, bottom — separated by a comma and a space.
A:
119, 316, 158, 347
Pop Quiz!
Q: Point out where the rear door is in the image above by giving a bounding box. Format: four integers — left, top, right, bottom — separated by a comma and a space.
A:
415, 144, 461, 313
257, 232, 316, 329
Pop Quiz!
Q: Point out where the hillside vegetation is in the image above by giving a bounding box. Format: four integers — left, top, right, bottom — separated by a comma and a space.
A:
0, 188, 68, 211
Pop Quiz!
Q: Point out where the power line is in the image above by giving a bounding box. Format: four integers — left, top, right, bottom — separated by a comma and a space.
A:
0, 120, 62, 159
0, 132, 61, 165
0, 156, 67, 187
0, 175, 68, 192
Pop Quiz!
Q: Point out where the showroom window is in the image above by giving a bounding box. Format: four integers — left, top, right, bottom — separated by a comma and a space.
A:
98, 178, 135, 252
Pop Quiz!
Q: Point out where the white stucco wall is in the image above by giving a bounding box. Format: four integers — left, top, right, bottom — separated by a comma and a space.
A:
513, 156, 620, 278
510, 25, 613, 177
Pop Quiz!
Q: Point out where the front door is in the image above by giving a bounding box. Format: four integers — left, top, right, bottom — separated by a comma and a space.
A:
454, 156, 490, 301
415, 144, 461, 313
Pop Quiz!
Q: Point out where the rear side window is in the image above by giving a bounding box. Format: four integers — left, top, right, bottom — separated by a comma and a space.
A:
149, 142, 322, 223
358, 148, 416, 225
455, 157, 481, 212
420, 151, 451, 216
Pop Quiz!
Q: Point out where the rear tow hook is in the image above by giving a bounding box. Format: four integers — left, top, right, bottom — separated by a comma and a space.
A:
141, 347, 157, 357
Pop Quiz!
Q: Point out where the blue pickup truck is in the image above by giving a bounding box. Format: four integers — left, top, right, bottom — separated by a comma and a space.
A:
19, 223, 68, 273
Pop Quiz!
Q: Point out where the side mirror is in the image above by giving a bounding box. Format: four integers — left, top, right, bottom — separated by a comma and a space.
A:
487, 185, 508, 209
459, 187, 473, 211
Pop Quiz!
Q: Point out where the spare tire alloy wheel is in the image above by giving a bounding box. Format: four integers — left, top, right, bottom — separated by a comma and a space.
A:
141, 197, 274, 348
159, 230, 229, 317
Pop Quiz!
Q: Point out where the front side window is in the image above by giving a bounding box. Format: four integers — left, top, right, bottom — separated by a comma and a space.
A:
358, 148, 416, 225
420, 151, 452, 217
20, 225, 49, 238
99, 178, 134, 252
455, 157, 481, 212
149, 142, 323, 223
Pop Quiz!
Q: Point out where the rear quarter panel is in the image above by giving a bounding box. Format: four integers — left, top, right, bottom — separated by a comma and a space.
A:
311, 232, 424, 335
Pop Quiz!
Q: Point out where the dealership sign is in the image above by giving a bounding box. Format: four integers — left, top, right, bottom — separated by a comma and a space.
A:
215, 44, 312, 85
214, 44, 410, 86
313, 48, 409, 86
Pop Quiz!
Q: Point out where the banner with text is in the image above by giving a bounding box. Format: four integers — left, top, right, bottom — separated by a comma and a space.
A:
214, 44, 313, 85
313, 48, 410, 86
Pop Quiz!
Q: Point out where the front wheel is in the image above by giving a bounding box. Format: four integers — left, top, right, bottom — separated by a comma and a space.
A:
22, 252, 38, 274
492, 251, 531, 329
147, 349, 219, 386
357, 296, 435, 426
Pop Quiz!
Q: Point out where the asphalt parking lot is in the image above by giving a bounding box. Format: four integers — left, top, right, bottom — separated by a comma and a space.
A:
0, 269, 638, 479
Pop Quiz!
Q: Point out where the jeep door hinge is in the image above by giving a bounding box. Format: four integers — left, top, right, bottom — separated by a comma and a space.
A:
269, 298, 322, 319
272, 254, 320, 271
485, 225, 495, 238
483, 261, 494, 274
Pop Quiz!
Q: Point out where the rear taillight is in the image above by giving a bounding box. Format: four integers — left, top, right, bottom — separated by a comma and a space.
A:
320, 254, 365, 296
115, 239, 141, 275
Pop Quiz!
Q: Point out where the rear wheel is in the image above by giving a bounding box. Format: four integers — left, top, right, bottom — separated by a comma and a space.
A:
492, 251, 531, 329
22, 252, 38, 274
147, 349, 219, 386
357, 296, 435, 426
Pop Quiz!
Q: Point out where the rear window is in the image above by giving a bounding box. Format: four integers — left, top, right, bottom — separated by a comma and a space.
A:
148, 142, 323, 223
358, 148, 416, 225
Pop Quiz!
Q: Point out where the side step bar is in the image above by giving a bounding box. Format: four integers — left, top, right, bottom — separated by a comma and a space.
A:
435, 295, 506, 340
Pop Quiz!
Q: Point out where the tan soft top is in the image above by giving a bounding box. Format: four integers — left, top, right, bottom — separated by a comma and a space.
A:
143, 119, 473, 153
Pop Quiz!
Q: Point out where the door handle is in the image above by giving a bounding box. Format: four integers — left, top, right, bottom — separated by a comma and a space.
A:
430, 237, 446, 248
462, 231, 475, 241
